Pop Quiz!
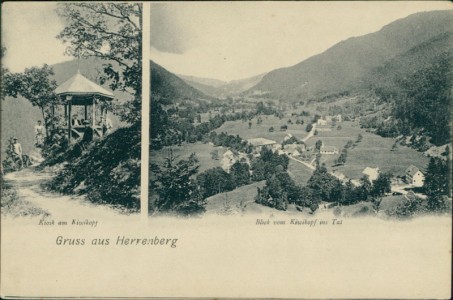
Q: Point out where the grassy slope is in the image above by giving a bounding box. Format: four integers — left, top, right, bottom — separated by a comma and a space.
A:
150, 142, 227, 175
308, 121, 429, 179
214, 115, 310, 142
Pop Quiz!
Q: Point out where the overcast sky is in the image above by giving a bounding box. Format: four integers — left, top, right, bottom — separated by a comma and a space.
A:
1, 2, 72, 73
151, 1, 452, 82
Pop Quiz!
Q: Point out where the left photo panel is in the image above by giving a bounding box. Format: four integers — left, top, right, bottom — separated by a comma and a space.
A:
1, 2, 142, 220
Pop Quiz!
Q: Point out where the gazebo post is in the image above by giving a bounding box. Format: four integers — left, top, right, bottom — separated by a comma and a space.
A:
92, 96, 96, 127
84, 104, 88, 121
68, 97, 72, 144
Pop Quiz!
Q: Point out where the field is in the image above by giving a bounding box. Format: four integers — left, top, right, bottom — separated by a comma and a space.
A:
204, 180, 266, 214
306, 121, 429, 180
150, 142, 228, 174
287, 159, 313, 186
215, 115, 310, 143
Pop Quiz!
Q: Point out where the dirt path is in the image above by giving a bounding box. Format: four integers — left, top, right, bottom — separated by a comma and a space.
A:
3, 166, 135, 221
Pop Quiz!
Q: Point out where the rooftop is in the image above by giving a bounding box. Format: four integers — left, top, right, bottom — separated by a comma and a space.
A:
55, 71, 114, 100
362, 167, 380, 180
247, 138, 277, 147
405, 165, 422, 177
320, 146, 338, 152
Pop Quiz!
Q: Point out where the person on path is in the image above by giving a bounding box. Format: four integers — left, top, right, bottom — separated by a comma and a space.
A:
10, 137, 23, 168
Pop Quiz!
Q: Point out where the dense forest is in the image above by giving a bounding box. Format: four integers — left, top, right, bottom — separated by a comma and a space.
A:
362, 32, 452, 146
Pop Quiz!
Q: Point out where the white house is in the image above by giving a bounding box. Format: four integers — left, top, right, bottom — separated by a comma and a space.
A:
283, 133, 294, 142
362, 167, 380, 182
317, 119, 328, 126
405, 165, 425, 187
320, 146, 339, 155
247, 138, 277, 152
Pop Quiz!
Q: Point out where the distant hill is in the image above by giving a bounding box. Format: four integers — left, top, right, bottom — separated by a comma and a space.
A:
247, 10, 453, 101
177, 74, 226, 88
179, 72, 267, 98
363, 31, 453, 97
361, 31, 452, 145
1, 57, 130, 157
151, 60, 212, 101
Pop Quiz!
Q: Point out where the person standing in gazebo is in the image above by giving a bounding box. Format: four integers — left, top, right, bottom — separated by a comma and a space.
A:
72, 114, 82, 127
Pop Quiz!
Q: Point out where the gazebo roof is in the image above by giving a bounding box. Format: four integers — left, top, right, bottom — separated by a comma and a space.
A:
55, 70, 114, 99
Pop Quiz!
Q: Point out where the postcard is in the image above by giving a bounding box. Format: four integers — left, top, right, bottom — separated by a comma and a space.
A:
1, 1, 451, 298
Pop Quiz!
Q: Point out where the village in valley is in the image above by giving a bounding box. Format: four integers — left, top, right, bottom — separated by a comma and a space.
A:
150, 91, 446, 217
150, 4, 452, 218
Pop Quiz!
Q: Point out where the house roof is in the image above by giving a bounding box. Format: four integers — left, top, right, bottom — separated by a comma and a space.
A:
223, 150, 235, 157
362, 167, 380, 180
247, 138, 276, 147
405, 165, 422, 177
55, 70, 114, 100
320, 146, 337, 152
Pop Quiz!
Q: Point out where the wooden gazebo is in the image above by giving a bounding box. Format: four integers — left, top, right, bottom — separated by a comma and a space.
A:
55, 70, 114, 143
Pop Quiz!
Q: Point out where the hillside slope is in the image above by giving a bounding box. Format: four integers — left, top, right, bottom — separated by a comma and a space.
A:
363, 31, 453, 97
361, 31, 452, 145
151, 61, 212, 101
248, 10, 453, 101
179, 72, 267, 98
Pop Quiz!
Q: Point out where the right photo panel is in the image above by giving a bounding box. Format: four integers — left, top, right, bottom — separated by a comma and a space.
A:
149, 2, 452, 218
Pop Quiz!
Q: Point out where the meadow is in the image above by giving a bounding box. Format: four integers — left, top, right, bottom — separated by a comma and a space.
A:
310, 121, 429, 179
214, 115, 310, 143
287, 159, 313, 186
150, 142, 228, 174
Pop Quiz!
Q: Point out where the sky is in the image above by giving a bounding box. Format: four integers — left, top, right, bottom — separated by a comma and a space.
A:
151, 1, 452, 82
1, 2, 73, 73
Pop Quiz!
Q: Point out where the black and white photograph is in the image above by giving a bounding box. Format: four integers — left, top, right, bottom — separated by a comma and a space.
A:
1, 1, 452, 298
150, 2, 452, 219
1, 2, 142, 221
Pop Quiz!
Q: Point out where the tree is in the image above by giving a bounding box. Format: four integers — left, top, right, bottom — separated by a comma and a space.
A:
230, 162, 250, 187
358, 176, 373, 201
306, 123, 313, 132
154, 150, 201, 213
268, 126, 274, 132
4, 65, 59, 138
210, 149, 219, 160
356, 134, 363, 143
56, 3, 142, 124
196, 167, 235, 199
1, 46, 11, 101
424, 157, 451, 198
307, 163, 343, 202
315, 140, 323, 151
371, 172, 392, 197
335, 149, 347, 165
